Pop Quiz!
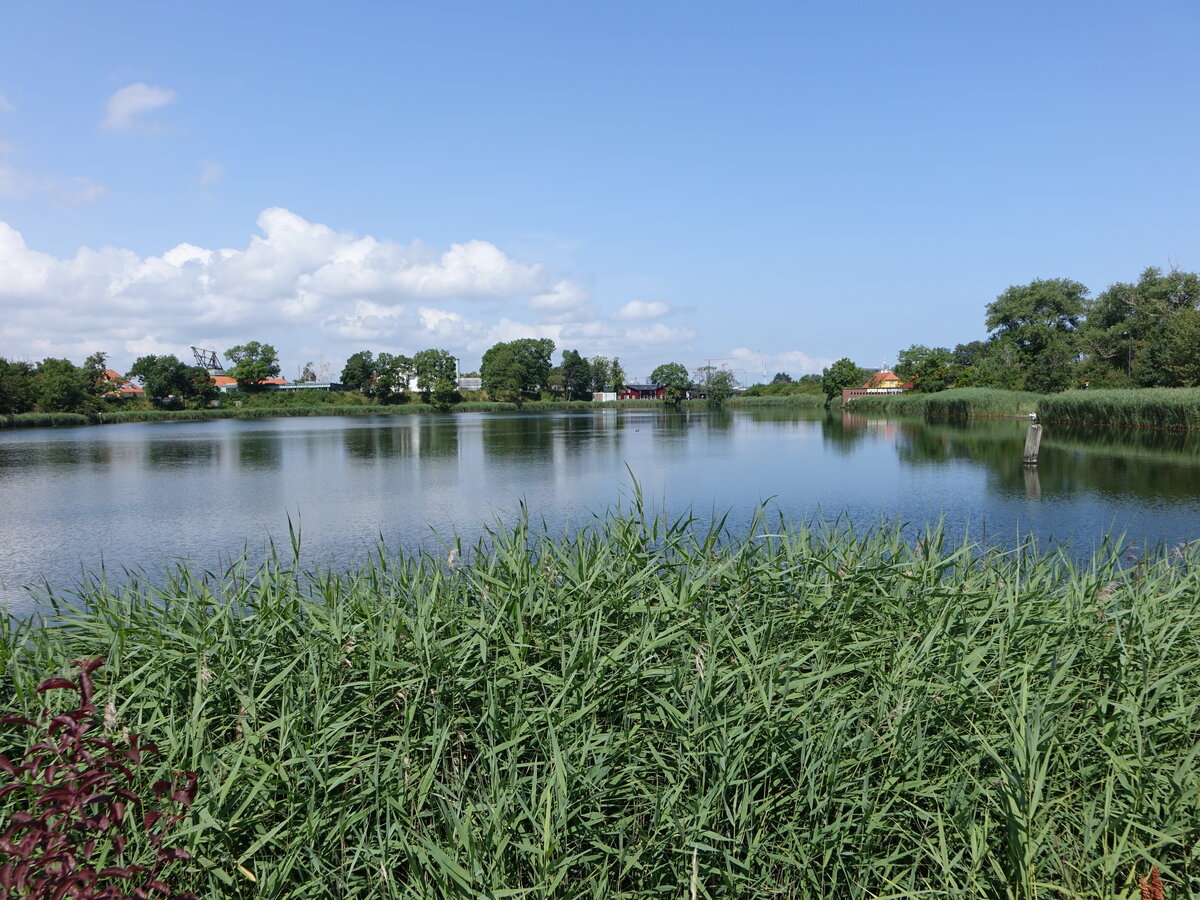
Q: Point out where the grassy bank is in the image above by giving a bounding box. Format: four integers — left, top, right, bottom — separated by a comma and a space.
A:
2, 509, 1196, 898
847, 388, 1042, 418
1038, 387, 1200, 430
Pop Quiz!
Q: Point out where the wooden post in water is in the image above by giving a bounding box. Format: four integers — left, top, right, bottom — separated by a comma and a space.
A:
1023, 422, 1042, 466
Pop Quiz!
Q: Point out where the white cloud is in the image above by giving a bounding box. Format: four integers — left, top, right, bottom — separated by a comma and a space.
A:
0, 91, 13, 113
0, 208, 599, 373
102, 83, 176, 132
199, 158, 224, 185
622, 322, 697, 347
528, 279, 591, 322
726, 347, 832, 377
612, 299, 672, 321
774, 349, 833, 375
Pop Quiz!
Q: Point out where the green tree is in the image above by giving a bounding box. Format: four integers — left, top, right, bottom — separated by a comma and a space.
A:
412, 349, 458, 397
34, 358, 99, 413
0, 358, 37, 414
821, 357, 866, 406
609, 357, 625, 393
127, 355, 188, 407
480, 339, 555, 404
127, 355, 217, 408
83, 352, 112, 399
985, 278, 1087, 393
341, 351, 376, 394
481, 345, 523, 404
650, 362, 690, 406
561, 349, 591, 400
1082, 267, 1200, 386
770, 372, 794, 384
225, 341, 281, 392
969, 340, 1026, 391
894, 344, 954, 393
695, 365, 738, 408
375, 352, 415, 401
588, 356, 611, 393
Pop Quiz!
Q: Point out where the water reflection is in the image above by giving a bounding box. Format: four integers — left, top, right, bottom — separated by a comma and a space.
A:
235, 431, 283, 470
885, 416, 1200, 502
4, 408, 1200, 616
482, 414, 554, 460
146, 441, 217, 469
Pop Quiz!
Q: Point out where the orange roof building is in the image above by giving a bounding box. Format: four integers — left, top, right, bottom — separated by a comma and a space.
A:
101, 369, 145, 398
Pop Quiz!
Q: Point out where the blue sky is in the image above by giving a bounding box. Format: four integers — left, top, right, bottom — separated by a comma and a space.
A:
1, 1, 1198, 383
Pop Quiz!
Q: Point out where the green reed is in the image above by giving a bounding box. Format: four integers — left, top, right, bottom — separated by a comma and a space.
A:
849, 389, 1042, 419
1037, 388, 1200, 430
2, 507, 1197, 898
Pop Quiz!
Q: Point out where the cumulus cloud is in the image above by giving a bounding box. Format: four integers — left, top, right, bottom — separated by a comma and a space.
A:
0, 208, 595, 371
102, 83, 176, 131
622, 322, 697, 347
727, 346, 832, 378
612, 299, 672, 321
528, 280, 591, 322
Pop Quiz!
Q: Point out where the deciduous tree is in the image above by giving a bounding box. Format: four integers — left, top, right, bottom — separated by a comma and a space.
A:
561, 349, 591, 400
821, 357, 867, 406
225, 341, 281, 392
650, 362, 690, 406
985, 278, 1087, 393
695, 365, 737, 408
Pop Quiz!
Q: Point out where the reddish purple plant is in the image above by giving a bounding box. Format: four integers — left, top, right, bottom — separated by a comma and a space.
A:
0, 656, 198, 899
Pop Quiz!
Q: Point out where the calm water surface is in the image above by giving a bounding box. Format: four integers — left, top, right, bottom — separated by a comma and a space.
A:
3, 407, 1199, 614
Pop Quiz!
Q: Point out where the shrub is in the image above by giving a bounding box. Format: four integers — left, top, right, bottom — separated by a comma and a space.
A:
0, 656, 197, 899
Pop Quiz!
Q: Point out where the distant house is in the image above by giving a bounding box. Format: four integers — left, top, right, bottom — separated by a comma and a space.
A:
457, 376, 483, 391
212, 375, 289, 393
617, 383, 709, 401
619, 384, 665, 400
101, 369, 145, 399
841, 370, 912, 403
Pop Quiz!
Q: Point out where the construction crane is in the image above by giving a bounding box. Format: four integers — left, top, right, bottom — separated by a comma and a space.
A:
191, 347, 225, 374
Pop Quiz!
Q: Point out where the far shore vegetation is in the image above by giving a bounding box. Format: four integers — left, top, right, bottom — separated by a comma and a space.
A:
2, 504, 1196, 896
6, 263, 1200, 430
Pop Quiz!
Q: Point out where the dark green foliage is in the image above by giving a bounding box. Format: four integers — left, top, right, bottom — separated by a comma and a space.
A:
694, 365, 737, 407
340, 350, 375, 393
588, 356, 608, 393
1080, 267, 1200, 387
649, 362, 689, 405
985, 278, 1088, 393
407, 347, 454, 404
374, 352, 415, 401
34, 358, 101, 414
3, 510, 1199, 896
0, 358, 37, 415
481, 339, 554, 405
560, 349, 591, 400
127, 355, 216, 408
770, 371, 793, 384
224, 342, 281, 392
894, 343, 954, 392
820, 357, 868, 405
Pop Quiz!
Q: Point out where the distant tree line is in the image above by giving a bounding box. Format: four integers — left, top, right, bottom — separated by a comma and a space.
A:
818, 266, 1200, 403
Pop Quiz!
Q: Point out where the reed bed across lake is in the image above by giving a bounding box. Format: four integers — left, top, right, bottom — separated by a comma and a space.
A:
2, 507, 1198, 898
1038, 388, 1200, 430
848, 388, 1043, 419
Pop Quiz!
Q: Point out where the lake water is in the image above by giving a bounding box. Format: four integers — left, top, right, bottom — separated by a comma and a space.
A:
3, 407, 1199, 614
